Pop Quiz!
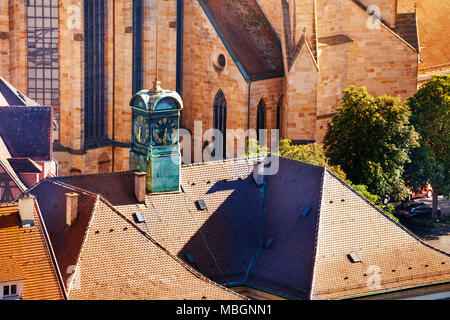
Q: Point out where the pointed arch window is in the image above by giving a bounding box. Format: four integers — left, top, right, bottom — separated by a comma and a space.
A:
213, 89, 227, 158
277, 95, 283, 135
257, 99, 266, 144
84, 0, 106, 145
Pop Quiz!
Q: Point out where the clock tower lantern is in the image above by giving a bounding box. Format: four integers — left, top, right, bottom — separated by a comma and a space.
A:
129, 81, 183, 193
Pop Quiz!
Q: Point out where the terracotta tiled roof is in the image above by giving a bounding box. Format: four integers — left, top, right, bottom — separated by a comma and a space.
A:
397, 0, 450, 73
0, 203, 64, 300
67, 198, 243, 300
199, 0, 284, 81
29, 179, 244, 300
311, 171, 450, 300
25, 180, 97, 287
0, 106, 53, 161
40, 157, 450, 300
0, 256, 26, 283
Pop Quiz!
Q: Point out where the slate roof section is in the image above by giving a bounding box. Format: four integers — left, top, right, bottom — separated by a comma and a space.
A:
8, 158, 43, 174
199, 0, 284, 81
247, 159, 325, 299
0, 203, 65, 300
0, 106, 53, 161
0, 77, 40, 107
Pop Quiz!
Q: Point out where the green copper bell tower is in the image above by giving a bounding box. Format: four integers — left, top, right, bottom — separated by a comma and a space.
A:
129, 81, 183, 193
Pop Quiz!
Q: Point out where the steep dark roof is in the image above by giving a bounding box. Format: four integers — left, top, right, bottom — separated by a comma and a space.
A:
0, 77, 40, 107
25, 180, 97, 287
199, 0, 284, 81
8, 158, 42, 174
57, 172, 136, 206
0, 106, 53, 161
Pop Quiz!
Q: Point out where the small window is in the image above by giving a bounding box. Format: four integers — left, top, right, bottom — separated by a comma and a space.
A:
263, 237, 275, 249
347, 253, 361, 263
196, 200, 207, 211
10, 285, 17, 296
3, 284, 18, 298
301, 206, 312, 217
185, 253, 195, 264
133, 212, 145, 224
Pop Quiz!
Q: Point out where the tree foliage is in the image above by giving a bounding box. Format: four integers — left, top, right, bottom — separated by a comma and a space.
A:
278, 139, 397, 220
405, 75, 450, 217
279, 139, 347, 180
323, 86, 418, 201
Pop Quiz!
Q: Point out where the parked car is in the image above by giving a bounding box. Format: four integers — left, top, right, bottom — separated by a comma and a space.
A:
394, 201, 441, 219
405, 184, 433, 202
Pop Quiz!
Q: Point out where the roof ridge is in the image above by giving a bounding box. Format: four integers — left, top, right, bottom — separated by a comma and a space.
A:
309, 166, 327, 300
66, 195, 102, 293
97, 196, 248, 299
181, 155, 266, 168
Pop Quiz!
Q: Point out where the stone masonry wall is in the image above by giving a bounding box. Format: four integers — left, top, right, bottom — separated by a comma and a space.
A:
313, 0, 418, 142
6, 0, 27, 94
284, 43, 318, 141
0, 1, 10, 80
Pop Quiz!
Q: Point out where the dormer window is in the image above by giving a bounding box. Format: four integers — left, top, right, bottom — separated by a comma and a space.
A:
1, 282, 22, 300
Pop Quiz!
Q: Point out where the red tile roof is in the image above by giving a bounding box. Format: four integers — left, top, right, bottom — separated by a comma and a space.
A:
67, 198, 244, 300
25, 180, 97, 287
28, 180, 244, 300
0, 203, 65, 300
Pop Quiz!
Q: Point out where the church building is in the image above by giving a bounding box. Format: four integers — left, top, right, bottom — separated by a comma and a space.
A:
0, 0, 438, 176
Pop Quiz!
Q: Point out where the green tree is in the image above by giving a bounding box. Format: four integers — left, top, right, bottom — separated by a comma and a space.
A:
405, 75, 450, 218
279, 139, 347, 180
323, 86, 418, 201
278, 139, 397, 220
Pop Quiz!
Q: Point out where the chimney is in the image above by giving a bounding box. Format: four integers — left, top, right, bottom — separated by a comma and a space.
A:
18, 194, 35, 228
65, 193, 79, 227
253, 160, 265, 187
133, 172, 147, 203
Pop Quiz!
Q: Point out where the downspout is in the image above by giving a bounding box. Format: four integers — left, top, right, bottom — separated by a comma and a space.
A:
247, 82, 251, 131
111, 0, 116, 172
176, 0, 184, 96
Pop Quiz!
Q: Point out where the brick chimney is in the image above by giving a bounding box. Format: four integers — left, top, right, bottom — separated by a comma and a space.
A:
253, 160, 265, 187
18, 194, 35, 228
133, 172, 147, 203
65, 193, 79, 227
